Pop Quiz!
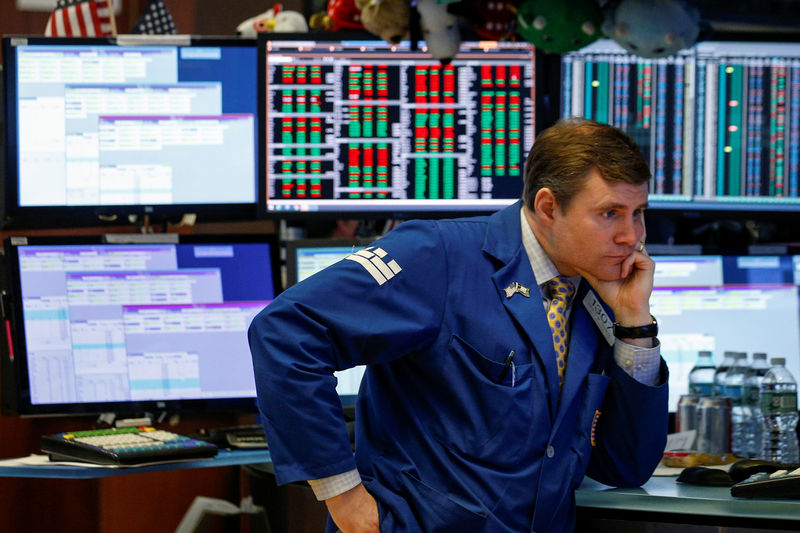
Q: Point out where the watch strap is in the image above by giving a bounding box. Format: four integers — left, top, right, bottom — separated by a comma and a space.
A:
613, 315, 658, 339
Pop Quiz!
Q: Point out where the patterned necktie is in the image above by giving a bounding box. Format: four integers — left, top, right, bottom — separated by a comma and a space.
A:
546, 276, 576, 387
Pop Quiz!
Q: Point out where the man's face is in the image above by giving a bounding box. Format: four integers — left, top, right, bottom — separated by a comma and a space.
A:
548, 168, 649, 281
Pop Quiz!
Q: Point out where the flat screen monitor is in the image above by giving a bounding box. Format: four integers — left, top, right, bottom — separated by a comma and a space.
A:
259, 35, 536, 216
1, 36, 259, 226
651, 249, 800, 412
283, 241, 800, 411
285, 237, 377, 287
562, 39, 800, 213
0, 234, 280, 416
284, 238, 380, 402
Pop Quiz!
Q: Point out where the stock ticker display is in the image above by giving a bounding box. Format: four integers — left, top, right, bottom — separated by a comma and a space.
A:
262, 39, 535, 214
562, 40, 800, 211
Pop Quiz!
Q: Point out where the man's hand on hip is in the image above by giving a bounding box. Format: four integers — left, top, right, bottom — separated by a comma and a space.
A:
326, 483, 380, 533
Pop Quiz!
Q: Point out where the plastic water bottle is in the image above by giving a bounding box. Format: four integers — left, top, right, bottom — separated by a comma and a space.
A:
713, 351, 736, 397
759, 357, 799, 463
744, 353, 769, 457
688, 350, 716, 396
724, 353, 749, 456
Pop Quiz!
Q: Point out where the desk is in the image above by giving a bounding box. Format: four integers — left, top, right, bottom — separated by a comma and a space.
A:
0, 449, 271, 479
577, 476, 800, 531
7, 457, 800, 532
0, 449, 272, 533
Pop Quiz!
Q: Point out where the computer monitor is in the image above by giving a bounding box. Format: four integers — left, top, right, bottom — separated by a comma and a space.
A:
259, 34, 536, 216
0, 234, 281, 416
561, 39, 800, 213
652, 249, 800, 412
284, 237, 380, 402
1, 36, 259, 227
285, 237, 377, 287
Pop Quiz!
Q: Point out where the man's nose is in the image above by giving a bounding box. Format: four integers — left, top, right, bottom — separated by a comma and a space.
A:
616, 219, 641, 246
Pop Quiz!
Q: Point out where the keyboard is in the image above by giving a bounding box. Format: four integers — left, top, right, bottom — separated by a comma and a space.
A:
731, 467, 800, 499
41, 426, 218, 466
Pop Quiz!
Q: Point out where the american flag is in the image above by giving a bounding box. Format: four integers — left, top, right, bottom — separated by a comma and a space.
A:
44, 0, 115, 37
131, 0, 177, 35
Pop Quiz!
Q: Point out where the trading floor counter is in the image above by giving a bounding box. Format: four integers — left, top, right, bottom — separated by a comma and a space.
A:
0, 448, 271, 479
2, 453, 799, 532
577, 475, 800, 531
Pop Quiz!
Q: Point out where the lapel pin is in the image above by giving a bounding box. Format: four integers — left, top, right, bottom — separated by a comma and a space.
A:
504, 282, 530, 298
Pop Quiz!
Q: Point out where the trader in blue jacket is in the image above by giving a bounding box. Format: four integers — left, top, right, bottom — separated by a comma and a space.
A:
248, 117, 669, 532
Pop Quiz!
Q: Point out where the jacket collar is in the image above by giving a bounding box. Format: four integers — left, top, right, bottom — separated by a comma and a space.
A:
486, 202, 562, 418
482, 200, 526, 265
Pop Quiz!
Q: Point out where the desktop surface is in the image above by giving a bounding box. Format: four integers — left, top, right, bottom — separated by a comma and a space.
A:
0, 448, 270, 479
578, 475, 800, 521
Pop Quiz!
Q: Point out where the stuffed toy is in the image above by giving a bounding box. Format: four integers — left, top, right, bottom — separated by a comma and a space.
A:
416, 0, 461, 65
237, 3, 309, 36
516, 0, 601, 54
309, 0, 365, 32
448, 0, 519, 41
356, 0, 411, 44
602, 0, 702, 58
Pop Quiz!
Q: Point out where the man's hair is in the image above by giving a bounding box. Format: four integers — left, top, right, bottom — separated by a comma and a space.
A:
522, 117, 651, 210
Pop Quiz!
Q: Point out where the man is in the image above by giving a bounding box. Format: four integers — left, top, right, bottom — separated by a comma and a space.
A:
248, 117, 669, 532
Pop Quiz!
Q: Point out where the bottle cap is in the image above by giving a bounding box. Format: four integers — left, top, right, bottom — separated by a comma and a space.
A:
771, 357, 786, 366
753, 353, 767, 359
699, 350, 712, 357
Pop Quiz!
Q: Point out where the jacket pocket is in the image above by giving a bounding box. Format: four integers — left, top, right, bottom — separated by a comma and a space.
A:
399, 468, 487, 532
427, 334, 534, 465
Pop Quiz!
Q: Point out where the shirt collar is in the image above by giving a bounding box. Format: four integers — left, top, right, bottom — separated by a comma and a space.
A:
519, 206, 581, 291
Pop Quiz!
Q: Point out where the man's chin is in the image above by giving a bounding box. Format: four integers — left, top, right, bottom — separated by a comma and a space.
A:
594, 265, 627, 282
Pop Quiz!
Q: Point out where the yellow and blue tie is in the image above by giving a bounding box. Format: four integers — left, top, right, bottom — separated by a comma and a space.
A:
547, 276, 576, 387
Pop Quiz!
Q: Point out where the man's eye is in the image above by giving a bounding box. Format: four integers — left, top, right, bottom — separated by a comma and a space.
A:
603, 210, 616, 218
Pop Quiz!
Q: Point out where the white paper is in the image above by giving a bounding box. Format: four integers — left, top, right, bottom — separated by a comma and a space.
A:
665, 430, 696, 451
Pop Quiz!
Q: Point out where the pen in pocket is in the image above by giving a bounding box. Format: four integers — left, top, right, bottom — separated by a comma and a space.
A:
498, 350, 515, 387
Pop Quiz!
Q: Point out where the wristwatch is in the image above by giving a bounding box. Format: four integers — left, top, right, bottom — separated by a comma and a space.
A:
613, 315, 658, 339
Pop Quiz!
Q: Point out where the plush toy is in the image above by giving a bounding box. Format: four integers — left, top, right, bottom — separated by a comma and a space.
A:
602, 0, 702, 58
449, 0, 519, 41
237, 3, 309, 36
356, 0, 411, 45
416, 0, 461, 65
309, 0, 365, 32
516, 0, 601, 54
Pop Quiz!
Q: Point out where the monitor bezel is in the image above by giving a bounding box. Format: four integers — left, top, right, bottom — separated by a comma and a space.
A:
256, 32, 536, 219
0, 232, 281, 417
1, 35, 260, 229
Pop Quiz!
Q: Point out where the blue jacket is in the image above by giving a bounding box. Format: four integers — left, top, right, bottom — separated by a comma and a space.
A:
248, 201, 669, 532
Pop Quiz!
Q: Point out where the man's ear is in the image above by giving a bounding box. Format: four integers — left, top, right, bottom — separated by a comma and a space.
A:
533, 187, 558, 224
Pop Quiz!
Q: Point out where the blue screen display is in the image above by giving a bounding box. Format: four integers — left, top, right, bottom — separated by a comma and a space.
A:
5, 39, 257, 211
13, 240, 275, 408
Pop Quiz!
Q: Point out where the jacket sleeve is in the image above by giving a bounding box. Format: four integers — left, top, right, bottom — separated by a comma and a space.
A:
586, 357, 670, 487
248, 220, 448, 485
